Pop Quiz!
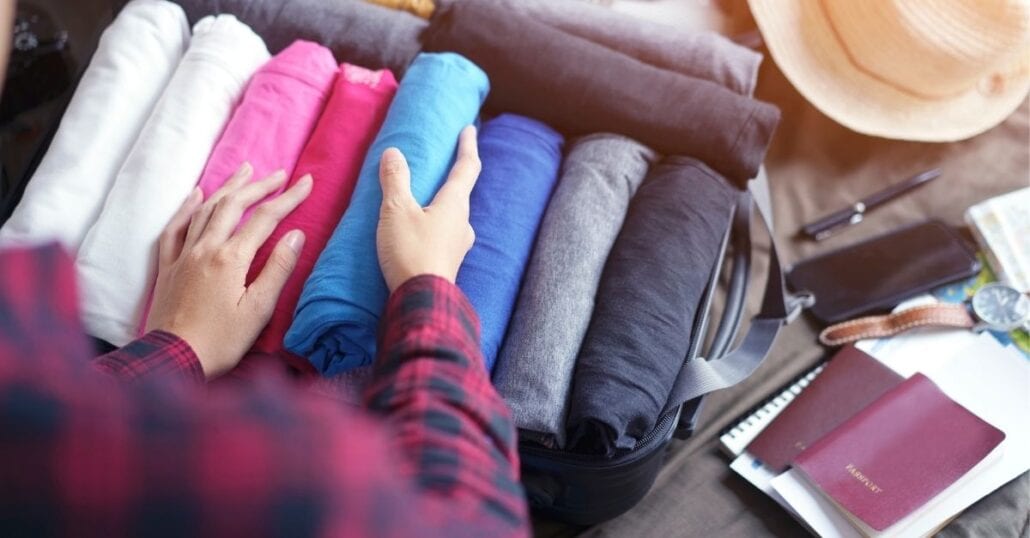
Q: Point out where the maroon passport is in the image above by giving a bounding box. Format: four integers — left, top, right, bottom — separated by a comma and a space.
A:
746, 346, 902, 472
794, 373, 1005, 531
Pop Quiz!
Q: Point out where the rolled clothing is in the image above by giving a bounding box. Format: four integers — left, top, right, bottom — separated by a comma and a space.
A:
0, 0, 189, 251
246, 65, 398, 361
195, 40, 338, 202
443, 0, 761, 96
172, 0, 424, 77
135, 40, 338, 338
285, 52, 489, 376
421, 0, 779, 183
455, 114, 563, 371
565, 157, 737, 456
493, 134, 656, 448
76, 15, 269, 346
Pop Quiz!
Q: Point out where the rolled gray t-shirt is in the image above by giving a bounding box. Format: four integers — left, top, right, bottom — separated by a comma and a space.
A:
171, 0, 425, 77
492, 134, 656, 448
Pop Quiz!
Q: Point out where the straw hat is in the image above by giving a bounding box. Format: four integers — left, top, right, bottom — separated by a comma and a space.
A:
748, 0, 1030, 141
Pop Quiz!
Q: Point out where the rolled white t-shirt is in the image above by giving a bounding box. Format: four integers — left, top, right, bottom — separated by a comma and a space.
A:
76, 14, 270, 346
0, 0, 190, 251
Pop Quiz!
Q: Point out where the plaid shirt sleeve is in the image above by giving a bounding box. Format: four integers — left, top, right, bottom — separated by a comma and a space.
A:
92, 330, 205, 383
365, 275, 528, 534
0, 245, 527, 537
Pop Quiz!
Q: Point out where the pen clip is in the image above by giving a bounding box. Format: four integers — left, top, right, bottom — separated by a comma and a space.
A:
806, 202, 866, 240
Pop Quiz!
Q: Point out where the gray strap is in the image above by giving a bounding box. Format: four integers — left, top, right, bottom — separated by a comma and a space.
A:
663, 179, 792, 413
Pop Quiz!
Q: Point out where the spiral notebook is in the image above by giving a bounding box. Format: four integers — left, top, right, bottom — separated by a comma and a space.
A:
718, 360, 826, 457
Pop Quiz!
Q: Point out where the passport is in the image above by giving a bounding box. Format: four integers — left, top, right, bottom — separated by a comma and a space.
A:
746, 345, 902, 472
793, 373, 1005, 531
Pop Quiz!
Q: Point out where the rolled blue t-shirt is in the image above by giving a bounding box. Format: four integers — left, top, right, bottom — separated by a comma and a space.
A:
456, 114, 563, 371
285, 52, 490, 375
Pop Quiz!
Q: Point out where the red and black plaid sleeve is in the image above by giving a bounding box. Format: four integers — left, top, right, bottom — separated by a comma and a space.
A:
92, 330, 205, 383
366, 275, 528, 535
0, 245, 528, 537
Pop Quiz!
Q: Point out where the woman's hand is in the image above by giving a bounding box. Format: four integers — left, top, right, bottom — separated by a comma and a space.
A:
146, 163, 313, 378
377, 125, 481, 292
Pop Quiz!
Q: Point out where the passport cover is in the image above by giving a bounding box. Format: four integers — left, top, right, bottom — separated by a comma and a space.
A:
746, 345, 902, 472
793, 373, 1005, 531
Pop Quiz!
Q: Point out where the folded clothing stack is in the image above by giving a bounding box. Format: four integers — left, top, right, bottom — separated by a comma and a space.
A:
422, 0, 779, 183
0, 0, 189, 251
75, 12, 270, 346
284, 52, 490, 375
566, 158, 738, 455
2, 0, 780, 459
246, 64, 399, 360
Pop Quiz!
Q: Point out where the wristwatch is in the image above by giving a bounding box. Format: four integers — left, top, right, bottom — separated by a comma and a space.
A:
819, 282, 1030, 346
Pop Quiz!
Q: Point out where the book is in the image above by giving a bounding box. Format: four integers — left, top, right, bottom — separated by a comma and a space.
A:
965, 188, 1030, 293
793, 373, 1005, 532
746, 346, 902, 473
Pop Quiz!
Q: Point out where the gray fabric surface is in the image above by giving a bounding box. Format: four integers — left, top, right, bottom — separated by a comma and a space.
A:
441, 0, 761, 96
566, 156, 737, 456
493, 134, 656, 448
170, 0, 424, 76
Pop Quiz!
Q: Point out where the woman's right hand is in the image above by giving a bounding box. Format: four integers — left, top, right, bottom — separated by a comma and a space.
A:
376, 125, 481, 292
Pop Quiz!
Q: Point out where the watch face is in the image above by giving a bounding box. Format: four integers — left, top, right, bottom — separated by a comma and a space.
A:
971, 283, 1030, 330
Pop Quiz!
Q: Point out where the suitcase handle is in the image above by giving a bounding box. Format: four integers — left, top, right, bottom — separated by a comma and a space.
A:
665, 181, 794, 430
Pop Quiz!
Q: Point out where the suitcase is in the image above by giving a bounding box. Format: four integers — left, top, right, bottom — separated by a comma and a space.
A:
1, 0, 795, 527
521, 187, 791, 524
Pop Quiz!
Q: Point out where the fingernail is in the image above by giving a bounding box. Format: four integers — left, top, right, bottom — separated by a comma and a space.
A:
238, 161, 252, 175
273, 169, 287, 181
299, 174, 313, 187
285, 230, 305, 254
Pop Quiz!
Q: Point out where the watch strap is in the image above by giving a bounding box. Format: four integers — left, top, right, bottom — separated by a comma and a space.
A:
819, 304, 976, 346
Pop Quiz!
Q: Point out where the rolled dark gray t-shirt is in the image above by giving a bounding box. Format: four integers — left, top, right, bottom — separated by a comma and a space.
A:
566, 156, 737, 456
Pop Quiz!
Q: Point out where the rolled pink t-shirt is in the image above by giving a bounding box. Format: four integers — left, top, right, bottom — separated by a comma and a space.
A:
243, 65, 400, 373
139, 40, 337, 337
197, 39, 338, 202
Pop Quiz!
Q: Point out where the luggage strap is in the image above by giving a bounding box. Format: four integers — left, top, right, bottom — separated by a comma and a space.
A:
663, 178, 800, 417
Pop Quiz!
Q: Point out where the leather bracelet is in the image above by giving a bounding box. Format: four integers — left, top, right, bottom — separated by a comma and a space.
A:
819, 303, 976, 346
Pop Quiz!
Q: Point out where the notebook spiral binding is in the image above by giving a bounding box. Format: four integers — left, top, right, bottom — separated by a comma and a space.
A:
718, 361, 827, 457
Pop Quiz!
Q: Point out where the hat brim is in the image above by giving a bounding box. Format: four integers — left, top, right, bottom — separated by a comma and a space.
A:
749, 0, 1030, 142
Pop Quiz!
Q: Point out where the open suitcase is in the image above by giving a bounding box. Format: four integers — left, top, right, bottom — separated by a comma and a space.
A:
521, 187, 790, 524
0, 0, 794, 527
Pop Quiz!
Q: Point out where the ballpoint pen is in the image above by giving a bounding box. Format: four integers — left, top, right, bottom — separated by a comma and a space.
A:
800, 169, 942, 240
